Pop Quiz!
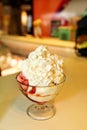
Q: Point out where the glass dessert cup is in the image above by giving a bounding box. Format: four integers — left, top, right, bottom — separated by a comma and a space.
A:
16, 72, 66, 120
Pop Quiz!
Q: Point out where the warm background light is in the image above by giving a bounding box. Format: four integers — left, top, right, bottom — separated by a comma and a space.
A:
21, 11, 27, 26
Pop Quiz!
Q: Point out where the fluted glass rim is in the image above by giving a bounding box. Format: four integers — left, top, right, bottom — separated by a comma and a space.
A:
16, 72, 66, 88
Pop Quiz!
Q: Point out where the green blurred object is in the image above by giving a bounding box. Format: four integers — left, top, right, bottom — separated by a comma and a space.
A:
51, 20, 61, 37
51, 28, 59, 37
58, 26, 76, 41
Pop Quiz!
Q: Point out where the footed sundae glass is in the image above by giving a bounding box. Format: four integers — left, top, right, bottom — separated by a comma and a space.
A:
16, 72, 66, 120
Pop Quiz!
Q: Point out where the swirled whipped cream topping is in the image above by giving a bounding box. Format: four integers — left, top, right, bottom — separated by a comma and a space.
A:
20, 45, 64, 86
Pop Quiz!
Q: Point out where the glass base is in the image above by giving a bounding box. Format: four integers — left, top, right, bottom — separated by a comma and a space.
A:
27, 103, 56, 120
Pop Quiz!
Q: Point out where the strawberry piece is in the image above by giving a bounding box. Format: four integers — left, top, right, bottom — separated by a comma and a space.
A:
17, 73, 29, 86
29, 87, 36, 94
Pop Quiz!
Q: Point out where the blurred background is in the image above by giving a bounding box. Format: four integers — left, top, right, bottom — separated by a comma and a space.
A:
0, 0, 87, 76
0, 0, 87, 37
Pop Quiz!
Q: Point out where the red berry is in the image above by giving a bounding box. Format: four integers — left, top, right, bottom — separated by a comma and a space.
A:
28, 87, 36, 94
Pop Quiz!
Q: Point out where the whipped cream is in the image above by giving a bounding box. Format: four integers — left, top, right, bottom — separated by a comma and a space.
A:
20, 45, 64, 86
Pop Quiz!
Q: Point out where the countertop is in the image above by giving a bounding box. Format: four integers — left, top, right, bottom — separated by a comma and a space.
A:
0, 49, 87, 130
1, 35, 75, 56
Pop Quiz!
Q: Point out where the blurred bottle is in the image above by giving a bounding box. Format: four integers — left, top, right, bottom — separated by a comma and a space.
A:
21, 0, 33, 35
8, 0, 22, 35
2, 0, 23, 35
75, 15, 87, 57
33, 19, 42, 38
0, 1, 3, 30
2, 0, 11, 34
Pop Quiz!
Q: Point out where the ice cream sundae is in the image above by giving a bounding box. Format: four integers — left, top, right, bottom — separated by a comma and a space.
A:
16, 45, 66, 120
16, 45, 65, 104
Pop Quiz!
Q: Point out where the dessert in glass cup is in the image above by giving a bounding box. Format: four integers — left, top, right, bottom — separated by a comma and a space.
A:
16, 45, 66, 120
